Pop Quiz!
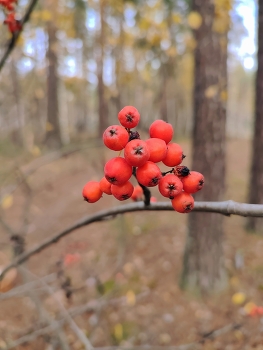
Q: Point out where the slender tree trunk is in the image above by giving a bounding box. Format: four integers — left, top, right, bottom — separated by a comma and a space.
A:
45, 20, 62, 149
247, 0, 263, 233
181, 0, 228, 293
10, 58, 24, 146
160, 64, 168, 122
97, 0, 108, 137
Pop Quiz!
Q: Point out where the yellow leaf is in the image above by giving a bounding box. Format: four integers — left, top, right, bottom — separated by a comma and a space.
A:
41, 10, 52, 22
244, 301, 257, 314
114, 323, 123, 341
205, 85, 218, 98
0, 267, 17, 292
126, 290, 136, 306
1, 195, 13, 210
187, 11, 202, 30
231, 292, 246, 305
234, 330, 244, 341
172, 13, 182, 24
46, 122, 54, 132
16, 34, 24, 47
220, 90, 228, 102
30, 146, 41, 157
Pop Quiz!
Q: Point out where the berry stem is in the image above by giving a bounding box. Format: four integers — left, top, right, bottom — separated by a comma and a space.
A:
161, 168, 174, 176
132, 167, 151, 206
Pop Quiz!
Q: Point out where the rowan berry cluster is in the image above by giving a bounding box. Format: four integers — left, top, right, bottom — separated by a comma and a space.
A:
82, 106, 204, 213
1, 0, 21, 33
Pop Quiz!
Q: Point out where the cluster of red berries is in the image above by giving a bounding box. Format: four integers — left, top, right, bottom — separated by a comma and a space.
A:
1, 0, 21, 33
82, 106, 204, 213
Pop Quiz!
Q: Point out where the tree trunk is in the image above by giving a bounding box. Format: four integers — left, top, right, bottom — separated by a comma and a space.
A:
181, 0, 228, 293
160, 64, 168, 122
10, 58, 24, 147
247, 0, 263, 233
45, 20, 62, 149
97, 0, 108, 137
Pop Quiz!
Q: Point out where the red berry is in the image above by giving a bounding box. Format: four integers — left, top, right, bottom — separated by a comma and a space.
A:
181, 171, 205, 194
158, 174, 183, 199
145, 138, 167, 163
136, 161, 162, 187
149, 120, 173, 144
103, 125, 129, 151
162, 143, 184, 167
99, 177, 112, 195
82, 181, 103, 203
150, 196, 157, 203
131, 185, 144, 201
118, 106, 140, 129
124, 139, 150, 167
171, 192, 194, 213
111, 181, 134, 201
104, 157, 132, 185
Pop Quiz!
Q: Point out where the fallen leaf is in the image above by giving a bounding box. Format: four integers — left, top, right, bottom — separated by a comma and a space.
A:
231, 292, 246, 305
1, 194, 13, 210
114, 323, 123, 341
126, 290, 136, 306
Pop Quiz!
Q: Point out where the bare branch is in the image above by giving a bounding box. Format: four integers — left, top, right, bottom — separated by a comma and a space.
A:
5, 291, 149, 349
22, 268, 93, 350
0, 0, 39, 72
0, 273, 57, 300
1, 200, 263, 280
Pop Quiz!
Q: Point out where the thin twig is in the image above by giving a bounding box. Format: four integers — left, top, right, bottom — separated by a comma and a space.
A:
21, 267, 93, 350
0, 0, 39, 72
17, 266, 70, 350
0, 273, 57, 300
4, 291, 149, 349
1, 200, 263, 280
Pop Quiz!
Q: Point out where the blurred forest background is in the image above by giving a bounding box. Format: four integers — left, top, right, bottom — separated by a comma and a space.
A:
1, 0, 263, 350
0, 0, 255, 149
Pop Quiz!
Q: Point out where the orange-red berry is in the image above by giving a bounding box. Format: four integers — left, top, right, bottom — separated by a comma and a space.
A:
118, 106, 140, 129
124, 139, 150, 167
131, 185, 144, 201
99, 177, 112, 195
111, 181, 134, 201
149, 120, 174, 144
162, 143, 184, 167
158, 174, 183, 199
171, 192, 194, 213
82, 181, 103, 203
136, 161, 162, 187
181, 171, 204, 194
103, 125, 129, 151
145, 138, 167, 163
104, 157, 132, 185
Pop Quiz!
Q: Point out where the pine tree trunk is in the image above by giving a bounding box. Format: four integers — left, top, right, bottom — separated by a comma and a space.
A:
181, 0, 228, 293
247, 0, 263, 233
45, 20, 62, 149
97, 0, 108, 137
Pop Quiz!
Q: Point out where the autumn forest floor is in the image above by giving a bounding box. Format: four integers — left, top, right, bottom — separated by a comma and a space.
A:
1, 137, 263, 350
